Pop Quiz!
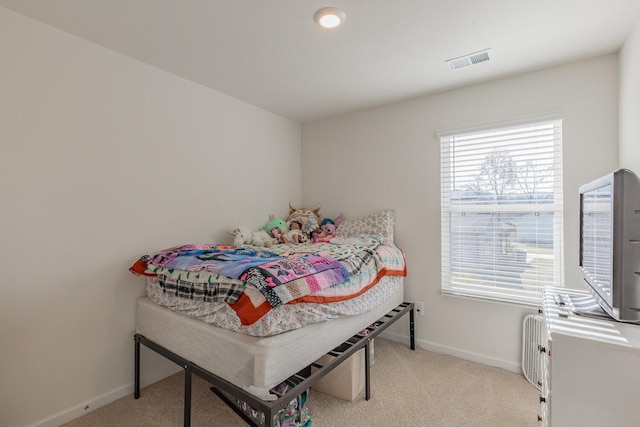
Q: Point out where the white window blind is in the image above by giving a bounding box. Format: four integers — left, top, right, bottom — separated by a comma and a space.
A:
439, 116, 564, 305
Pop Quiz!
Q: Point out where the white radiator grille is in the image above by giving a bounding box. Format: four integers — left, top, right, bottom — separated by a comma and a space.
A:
522, 314, 544, 390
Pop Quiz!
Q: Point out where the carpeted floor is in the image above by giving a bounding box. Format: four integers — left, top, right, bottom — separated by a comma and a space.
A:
63, 338, 539, 426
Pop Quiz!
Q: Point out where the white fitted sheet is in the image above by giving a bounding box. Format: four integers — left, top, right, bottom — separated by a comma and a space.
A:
136, 277, 403, 391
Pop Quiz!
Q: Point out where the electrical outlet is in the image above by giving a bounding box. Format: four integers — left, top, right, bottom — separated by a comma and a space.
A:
415, 301, 424, 316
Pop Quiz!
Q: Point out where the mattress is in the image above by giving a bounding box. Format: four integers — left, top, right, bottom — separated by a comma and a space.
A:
135, 276, 403, 393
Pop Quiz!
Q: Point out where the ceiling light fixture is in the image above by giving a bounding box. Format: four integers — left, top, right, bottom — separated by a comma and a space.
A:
314, 7, 346, 29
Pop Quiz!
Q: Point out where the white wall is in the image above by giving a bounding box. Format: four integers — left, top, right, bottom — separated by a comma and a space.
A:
619, 19, 640, 170
302, 55, 619, 371
0, 8, 301, 427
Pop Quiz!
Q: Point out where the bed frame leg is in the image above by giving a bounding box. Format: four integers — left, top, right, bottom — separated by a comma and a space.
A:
364, 341, 371, 400
184, 364, 192, 427
134, 335, 140, 399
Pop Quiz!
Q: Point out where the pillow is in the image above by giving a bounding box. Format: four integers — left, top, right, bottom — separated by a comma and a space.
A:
335, 209, 396, 245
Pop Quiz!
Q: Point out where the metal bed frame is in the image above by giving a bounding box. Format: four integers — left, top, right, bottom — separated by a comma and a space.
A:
134, 301, 415, 426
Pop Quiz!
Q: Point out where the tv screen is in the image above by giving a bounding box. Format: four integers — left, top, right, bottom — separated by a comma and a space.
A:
580, 182, 613, 301
578, 169, 640, 323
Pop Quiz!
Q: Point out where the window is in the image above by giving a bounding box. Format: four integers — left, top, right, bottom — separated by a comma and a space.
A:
439, 115, 563, 305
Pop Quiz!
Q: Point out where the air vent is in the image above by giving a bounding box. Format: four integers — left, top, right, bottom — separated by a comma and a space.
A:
446, 49, 492, 71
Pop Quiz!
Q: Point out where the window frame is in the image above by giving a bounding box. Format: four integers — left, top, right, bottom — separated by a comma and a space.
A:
438, 113, 564, 306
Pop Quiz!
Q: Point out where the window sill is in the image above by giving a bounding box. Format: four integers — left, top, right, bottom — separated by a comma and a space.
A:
441, 289, 543, 309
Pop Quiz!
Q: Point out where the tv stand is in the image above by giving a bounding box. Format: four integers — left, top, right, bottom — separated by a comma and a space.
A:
540, 289, 640, 426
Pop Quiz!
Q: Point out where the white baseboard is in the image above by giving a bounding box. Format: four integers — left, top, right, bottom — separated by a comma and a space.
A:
380, 331, 522, 374
29, 365, 181, 427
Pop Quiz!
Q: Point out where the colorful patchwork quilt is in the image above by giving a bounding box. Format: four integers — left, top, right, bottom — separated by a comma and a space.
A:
130, 236, 406, 326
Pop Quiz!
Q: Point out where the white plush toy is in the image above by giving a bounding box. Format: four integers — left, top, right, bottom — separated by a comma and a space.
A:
228, 226, 274, 247
251, 229, 275, 247
229, 226, 252, 246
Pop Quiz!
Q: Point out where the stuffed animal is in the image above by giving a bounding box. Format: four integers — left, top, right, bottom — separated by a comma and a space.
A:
297, 232, 310, 244
311, 213, 344, 243
229, 226, 252, 246
264, 215, 287, 234
311, 223, 337, 243
320, 213, 344, 227
251, 228, 275, 247
264, 215, 288, 244
287, 202, 321, 235
228, 226, 275, 247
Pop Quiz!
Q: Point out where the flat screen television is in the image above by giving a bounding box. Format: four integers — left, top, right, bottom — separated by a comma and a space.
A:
579, 168, 640, 323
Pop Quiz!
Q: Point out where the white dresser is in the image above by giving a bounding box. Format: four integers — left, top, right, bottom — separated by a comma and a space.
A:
540, 289, 640, 426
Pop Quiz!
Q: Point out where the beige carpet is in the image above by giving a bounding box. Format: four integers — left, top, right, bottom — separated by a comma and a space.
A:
63, 338, 539, 426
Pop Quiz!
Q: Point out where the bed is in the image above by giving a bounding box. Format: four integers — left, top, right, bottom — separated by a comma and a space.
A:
131, 210, 415, 426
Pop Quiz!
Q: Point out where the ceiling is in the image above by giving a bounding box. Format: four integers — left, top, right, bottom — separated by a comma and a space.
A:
2, 1, 640, 123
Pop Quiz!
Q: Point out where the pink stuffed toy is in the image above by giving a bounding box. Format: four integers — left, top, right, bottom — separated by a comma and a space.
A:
311, 223, 337, 243
311, 213, 344, 243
